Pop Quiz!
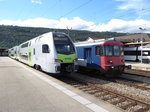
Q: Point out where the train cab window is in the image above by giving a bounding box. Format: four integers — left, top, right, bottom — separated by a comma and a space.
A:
42, 44, 50, 53
105, 45, 113, 56
53, 33, 75, 54
120, 46, 124, 56
21, 42, 29, 48
114, 46, 120, 56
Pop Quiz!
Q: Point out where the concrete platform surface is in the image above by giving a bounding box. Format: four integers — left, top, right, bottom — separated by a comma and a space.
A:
125, 62, 150, 71
0, 57, 123, 112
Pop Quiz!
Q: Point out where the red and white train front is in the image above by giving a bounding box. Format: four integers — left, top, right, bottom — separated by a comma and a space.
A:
99, 41, 125, 76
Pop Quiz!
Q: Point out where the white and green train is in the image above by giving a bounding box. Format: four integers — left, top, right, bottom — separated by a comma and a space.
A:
9, 32, 78, 74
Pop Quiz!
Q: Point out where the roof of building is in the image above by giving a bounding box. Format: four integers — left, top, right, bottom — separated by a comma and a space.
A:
114, 33, 150, 43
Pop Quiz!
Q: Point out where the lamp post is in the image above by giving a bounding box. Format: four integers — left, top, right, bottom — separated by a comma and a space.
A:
139, 27, 146, 63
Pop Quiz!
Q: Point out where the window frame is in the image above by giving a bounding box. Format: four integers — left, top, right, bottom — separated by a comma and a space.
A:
42, 44, 50, 53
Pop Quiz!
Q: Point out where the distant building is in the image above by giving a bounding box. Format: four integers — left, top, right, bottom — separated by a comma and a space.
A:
0, 48, 8, 56
86, 37, 114, 42
114, 33, 150, 44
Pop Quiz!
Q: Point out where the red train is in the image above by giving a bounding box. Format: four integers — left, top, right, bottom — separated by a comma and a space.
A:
75, 40, 126, 77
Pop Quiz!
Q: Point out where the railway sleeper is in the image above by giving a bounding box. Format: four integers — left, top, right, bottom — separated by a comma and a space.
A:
120, 102, 136, 110
129, 105, 149, 112
87, 90, 100, 94
111, 98, 125, 105
102, 95, 117, 101
72, 84, 84, 87
101, 95, 114, 101
82, 88, 93, 92
94, 92, 108, 97
77, 86, 88, 89
134, 107, 149, 112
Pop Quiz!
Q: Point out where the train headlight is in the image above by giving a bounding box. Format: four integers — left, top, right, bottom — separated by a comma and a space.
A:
121, 59, 124, 63
108, 60, 113, 64
55, 59, 63, 63
73, 58, 78, 63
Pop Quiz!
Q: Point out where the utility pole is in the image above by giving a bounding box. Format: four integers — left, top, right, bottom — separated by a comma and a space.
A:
139, 27, 146, 63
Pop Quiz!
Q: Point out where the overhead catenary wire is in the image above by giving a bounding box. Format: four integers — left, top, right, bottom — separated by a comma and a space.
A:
58, 0, 93, 19
9, 0, 150, 33
78, 7, 150, 32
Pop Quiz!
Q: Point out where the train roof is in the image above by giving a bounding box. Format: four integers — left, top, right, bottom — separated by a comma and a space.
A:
75, 40, 122, 47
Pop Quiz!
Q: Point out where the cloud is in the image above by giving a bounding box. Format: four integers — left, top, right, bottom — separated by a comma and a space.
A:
116, 0, 148, 10
94, 19, 150, 33
31, 0, 42, 4
0, 17, 150, 33
116, 0, 150, 19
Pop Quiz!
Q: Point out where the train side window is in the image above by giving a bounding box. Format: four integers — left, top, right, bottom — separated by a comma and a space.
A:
42, 44, 50, 53
33, 48, 35, 55
84, 48, 91, 59
96, 46, 104, 56
96, 46, 100, 55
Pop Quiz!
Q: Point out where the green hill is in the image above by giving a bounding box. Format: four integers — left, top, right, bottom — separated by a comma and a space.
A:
0, 25, 126, 48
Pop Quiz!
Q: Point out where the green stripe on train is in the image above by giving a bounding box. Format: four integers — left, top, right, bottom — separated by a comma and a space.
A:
28, 49, 32, 66
57, 53, 77, 63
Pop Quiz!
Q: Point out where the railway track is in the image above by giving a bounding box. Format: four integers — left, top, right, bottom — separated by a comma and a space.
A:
56, 73, 150, 112
124, 69, 150, 78
108, 77, 150, 91
78, 70, 150, 91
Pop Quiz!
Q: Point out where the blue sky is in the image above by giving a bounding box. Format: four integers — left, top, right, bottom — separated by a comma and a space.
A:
0, 0, 150, 33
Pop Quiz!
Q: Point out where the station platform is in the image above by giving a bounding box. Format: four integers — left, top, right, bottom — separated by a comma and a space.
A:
125, 62, 150, 71
0, 57, 122, 112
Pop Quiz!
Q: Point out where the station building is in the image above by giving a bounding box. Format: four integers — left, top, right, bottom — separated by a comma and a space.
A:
114, 33, 150, 44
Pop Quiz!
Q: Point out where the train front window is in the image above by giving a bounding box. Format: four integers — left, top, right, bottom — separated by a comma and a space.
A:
120, 46, 124, 56
55, 44, 74, 54
105, 45, 113, 56
53, 33, 75, 54
114, 46, 120, 56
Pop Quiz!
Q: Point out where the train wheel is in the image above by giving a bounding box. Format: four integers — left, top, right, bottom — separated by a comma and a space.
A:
34, 64, 40, 70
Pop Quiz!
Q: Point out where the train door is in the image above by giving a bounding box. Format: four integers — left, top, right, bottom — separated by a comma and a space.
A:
84, 48, 92, 65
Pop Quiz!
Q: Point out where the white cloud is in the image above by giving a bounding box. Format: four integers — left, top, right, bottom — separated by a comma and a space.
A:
31, 0, 42, 4
116, 0, 148, 10
116, 0, 150, 19
94, 19, 150, 33
0, 17, 150, 33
